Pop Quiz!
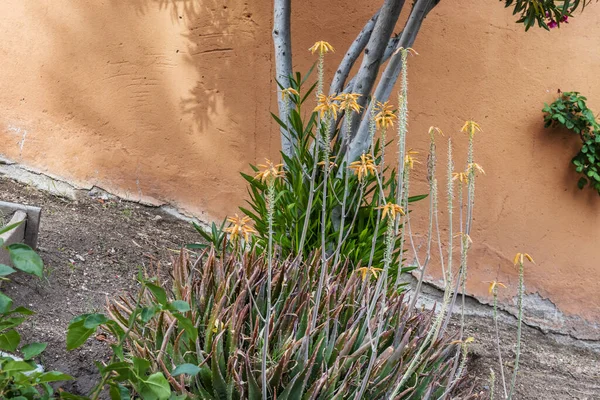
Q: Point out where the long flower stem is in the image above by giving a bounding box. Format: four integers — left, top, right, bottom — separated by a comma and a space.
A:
508, 262, 525, 400
333, 112, 353, 267
262, 181, 275, 400
311, 116, 332, 332
493, 289, 509, 399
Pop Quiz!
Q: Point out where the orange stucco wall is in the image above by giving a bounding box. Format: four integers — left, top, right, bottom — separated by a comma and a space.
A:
0, 1, 599, 331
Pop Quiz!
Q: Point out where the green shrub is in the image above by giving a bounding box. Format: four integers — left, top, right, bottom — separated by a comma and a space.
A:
188, 71, 425, 275
543, 91, 600, 193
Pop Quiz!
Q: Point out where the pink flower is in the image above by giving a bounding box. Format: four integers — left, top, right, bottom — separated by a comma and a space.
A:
548, 20, 558, 29
560, 15, 569, 23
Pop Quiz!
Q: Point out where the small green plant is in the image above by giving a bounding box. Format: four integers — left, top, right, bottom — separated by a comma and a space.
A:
0, 221, 74, 399
543, 91, 600, 194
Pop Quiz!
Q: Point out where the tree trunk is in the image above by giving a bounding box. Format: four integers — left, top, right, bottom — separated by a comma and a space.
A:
273, 0, 294, 158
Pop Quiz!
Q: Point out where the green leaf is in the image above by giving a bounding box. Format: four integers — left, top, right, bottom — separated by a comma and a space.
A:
169, 300, 191, 313
146, 283, 168, 306
173, 314, 198, 342
66, 313, 106, 350
0, 329, 20, 352
21, 342, 47, 360
172, 363, 201, 377
7, 244, 43, 278
408, 194, 428, 203
37, 371, 73, 383
0, 292, 13, 313
133, 357, 151, 377
141, 306, 158, 323
109, 383, 131, 400
0, 221, 23, 235
84, 313, 108, 329
2, 360, 35, 374
139, 372, 171, 400
0, 264, 16, 277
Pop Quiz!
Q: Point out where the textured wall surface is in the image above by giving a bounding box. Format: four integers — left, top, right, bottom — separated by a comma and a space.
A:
0, 1, 599, 333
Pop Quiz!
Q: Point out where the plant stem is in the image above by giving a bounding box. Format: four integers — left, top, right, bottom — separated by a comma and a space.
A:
262, 181, 275, 400
493, 289, 509, 399
508, 262, 525, 400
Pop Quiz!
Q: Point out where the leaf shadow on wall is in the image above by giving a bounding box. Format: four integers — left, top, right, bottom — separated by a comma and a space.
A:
32, 0, 273, 214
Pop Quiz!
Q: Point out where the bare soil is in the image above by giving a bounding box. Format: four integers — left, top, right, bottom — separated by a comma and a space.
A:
0, 176, 598, 399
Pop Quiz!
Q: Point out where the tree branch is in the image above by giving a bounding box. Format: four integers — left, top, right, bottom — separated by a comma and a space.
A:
273, 0, 294, 158
328, 8, 382, 96
350, 0, 406, 111
345, 0, 441, 164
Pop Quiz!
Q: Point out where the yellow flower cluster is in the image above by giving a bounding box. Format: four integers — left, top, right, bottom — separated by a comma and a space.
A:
348, 153, 377, 182
225, 214, 257, 242
355, 266, 383, 281
309, 41, 334, 55
461, 120, 482, 138
254, 159, 284, 184
404, 149, 420, 169
377, 202, 405, 220
374, 101, 397, 129
314, 93, 362, 119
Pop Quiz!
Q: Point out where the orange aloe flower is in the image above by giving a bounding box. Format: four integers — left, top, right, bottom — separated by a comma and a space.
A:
461, 120, 482, 138
404, 149, 420, 169
225, 214, 257, 242
280, 87, 299, 101
377, 202, 405, 220
513, 252, 535, 266
348, 153, 377, 182
337, 92, 362, 113
356, 266, 383, 281
255, 159, 284, 184
487, 280, 508, 294
374, 101, 397, 129
309, 41, 334, 55
314, 94, 340, 119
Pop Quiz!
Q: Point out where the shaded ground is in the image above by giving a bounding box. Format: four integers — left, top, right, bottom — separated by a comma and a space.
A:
0, 176, 598, 398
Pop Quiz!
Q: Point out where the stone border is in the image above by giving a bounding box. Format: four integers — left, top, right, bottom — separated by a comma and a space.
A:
0, 201, 41, 249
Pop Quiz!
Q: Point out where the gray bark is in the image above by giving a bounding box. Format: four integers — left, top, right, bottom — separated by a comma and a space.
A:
350, 0, 406, 112
345, 0, 441, 164
328, 8, 381, 96
273, 0, 294, 158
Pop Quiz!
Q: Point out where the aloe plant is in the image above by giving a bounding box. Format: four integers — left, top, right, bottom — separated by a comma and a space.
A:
65, 245, 476, 399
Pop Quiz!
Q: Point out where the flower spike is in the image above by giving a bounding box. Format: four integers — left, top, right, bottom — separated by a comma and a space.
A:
513, 252, 535, 266
225, 214, 258, 242
377, 202, 405, 220
255, 159, 284, 184
314, 94, 340, 119
461, 120, 482, 138
309, 41, 334, 55
487, 280, 507, 294
349, 153, 377, 182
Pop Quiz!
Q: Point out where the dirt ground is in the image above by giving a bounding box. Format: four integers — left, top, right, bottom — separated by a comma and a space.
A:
0, 176, 598, 399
